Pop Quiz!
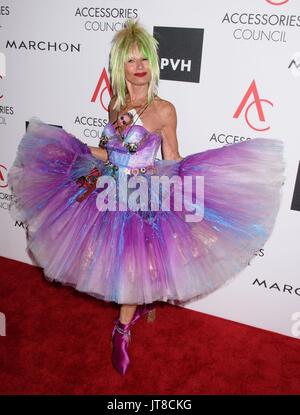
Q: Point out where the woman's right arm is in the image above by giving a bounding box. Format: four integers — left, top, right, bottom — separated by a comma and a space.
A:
87, 96, 116, 162
88, 146, 108, 161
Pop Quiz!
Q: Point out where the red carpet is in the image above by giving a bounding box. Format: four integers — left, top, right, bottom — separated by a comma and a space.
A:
1, 255, 300, 395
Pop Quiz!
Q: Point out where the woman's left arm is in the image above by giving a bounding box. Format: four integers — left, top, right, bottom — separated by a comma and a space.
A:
160, 102, 184, 161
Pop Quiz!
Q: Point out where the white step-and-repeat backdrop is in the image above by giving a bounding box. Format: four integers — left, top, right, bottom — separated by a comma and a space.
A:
1, 0, 300, 339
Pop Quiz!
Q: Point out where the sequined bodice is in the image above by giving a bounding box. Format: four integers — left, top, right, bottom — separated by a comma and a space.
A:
100, 121, 162, 168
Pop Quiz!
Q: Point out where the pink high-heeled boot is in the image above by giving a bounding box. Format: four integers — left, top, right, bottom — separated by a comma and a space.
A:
111, 304, 156, 375
111, 318, 132, 375
131, 303, 156, 325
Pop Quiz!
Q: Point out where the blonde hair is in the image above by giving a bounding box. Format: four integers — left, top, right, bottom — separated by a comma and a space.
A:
109, 19, 160, 111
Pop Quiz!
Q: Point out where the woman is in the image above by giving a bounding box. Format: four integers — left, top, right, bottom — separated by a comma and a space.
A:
8, 19, 286, 376
89, 22, 184, 354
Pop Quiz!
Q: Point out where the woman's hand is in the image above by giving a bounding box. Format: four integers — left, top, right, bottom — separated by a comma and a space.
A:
88, 146, 108, 162
160, 101, 183, 161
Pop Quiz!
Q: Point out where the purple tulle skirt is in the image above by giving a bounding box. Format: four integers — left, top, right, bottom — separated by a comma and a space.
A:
8, 118, 286, 305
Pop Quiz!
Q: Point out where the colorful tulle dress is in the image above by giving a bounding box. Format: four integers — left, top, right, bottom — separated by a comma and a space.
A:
8, 115, 286, 305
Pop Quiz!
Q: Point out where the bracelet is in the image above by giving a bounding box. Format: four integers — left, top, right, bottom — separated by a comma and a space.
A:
98, 135, 109, 148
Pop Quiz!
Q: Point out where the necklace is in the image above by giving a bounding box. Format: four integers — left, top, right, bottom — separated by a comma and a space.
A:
98, 98, 152, 153
115, 101, 150, 153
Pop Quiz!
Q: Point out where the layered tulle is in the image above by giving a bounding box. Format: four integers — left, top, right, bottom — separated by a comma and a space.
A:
8, 117, 286, 304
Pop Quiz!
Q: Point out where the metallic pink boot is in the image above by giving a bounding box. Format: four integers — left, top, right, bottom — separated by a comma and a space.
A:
111, 304, 156, 375
130, 303, 156, 325
111, 318, 132, 375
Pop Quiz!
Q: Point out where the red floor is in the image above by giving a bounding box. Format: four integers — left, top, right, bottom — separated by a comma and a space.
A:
1, 255, 300, 395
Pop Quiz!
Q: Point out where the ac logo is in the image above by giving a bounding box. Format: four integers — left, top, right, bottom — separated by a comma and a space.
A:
266, 0, 289, 5
233, 80, 273, 131
0, 164, 8, 188
91, 68, 112, 112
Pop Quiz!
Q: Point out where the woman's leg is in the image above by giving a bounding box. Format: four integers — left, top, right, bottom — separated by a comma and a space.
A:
119, 304, 138, 324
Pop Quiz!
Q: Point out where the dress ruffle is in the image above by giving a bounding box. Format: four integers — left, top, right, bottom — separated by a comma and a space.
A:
8, 117, 286, 305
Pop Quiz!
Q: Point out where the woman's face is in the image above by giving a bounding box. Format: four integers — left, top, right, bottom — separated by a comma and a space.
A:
124, 43, 151, 88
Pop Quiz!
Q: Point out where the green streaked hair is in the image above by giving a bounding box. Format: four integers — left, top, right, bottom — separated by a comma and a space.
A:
109, 19, 160, 111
